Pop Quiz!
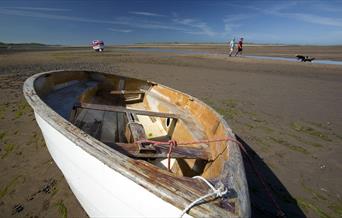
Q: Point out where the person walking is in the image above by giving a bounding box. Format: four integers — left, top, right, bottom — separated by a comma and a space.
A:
235, 37, 244, 56
229, 38, 235, 56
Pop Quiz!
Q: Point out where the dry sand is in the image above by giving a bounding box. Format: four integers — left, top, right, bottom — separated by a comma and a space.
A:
0, 45, 341, 218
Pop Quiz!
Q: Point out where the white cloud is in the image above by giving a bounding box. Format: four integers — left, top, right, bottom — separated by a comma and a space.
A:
246, 2, 342, 28
2, 6, 70, 12
223, 14, 252, 34
0, 7, 220, 37
286, 13, 342, 28
0, 8, 114, 24
308, 2, 342, 13
0, 8, 187, 32
108, 28, 133, 33
129, 11, 164, 17
173, 18, 218, 36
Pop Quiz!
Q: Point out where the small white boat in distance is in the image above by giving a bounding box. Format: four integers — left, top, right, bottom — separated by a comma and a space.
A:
23, 70, 250, 217
91, 40, 104, 52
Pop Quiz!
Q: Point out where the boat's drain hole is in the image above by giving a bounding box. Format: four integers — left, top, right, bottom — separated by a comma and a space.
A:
166, 117, 171, 128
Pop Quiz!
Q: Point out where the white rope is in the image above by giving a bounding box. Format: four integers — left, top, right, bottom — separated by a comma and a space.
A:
179, 176, 228, 217
192, 176, 216, 192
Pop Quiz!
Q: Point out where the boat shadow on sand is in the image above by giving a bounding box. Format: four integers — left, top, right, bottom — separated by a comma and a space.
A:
236, 135, 306, 218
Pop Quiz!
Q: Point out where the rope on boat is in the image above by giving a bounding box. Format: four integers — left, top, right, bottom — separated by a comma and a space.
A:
167, 140, 177, 172
137, 139, 178, 171
137, 136, 285, 217
138, 136, 240, 147
179, 176, 228, 218
137, 137, 239, 171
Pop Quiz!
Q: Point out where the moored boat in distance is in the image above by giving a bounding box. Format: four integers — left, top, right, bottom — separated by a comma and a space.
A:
91, 40, 104, 52
23, 70, 250, 217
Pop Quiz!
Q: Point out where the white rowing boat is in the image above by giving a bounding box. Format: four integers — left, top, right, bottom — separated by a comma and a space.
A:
23, 70, 250, 217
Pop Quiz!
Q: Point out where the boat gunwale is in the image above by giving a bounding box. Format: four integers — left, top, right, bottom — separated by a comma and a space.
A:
23, 69, 250, 217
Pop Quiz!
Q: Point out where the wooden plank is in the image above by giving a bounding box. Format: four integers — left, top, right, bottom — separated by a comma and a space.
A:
100, 111, 117, 143
126, 112, 155, 152
117, 112, 127, 143
74, 109, 104, 139
128, 122, 146, 141
78, 103, 179, 119
105, 142, 211, 160
110, 90, 145, 95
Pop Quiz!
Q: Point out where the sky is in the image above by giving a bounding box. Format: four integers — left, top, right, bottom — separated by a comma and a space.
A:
0, 0, 342, 45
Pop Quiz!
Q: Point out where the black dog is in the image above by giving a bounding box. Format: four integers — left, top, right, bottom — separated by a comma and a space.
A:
296, 55, 315, 62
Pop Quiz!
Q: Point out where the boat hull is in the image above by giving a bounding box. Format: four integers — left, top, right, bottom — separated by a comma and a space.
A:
24, 70, 250, 218
35, 112, 191, 217
92, 45, 104, 51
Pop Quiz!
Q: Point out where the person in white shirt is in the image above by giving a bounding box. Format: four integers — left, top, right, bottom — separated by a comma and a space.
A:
229, 38, 235, 56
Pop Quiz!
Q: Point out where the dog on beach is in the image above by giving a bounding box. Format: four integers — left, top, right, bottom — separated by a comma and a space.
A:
296, 54, 315, 62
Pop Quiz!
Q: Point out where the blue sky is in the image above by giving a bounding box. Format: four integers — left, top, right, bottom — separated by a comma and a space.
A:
0, 0, 342, 45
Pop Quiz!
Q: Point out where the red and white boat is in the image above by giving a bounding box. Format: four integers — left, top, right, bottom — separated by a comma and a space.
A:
91, 40, 104, 52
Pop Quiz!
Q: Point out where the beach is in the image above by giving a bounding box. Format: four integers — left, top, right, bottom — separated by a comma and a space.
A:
0, 45, 341, 218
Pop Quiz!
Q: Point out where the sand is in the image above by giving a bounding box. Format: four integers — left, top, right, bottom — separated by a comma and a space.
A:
119, 44, 342, 60
0, 45, 341, 218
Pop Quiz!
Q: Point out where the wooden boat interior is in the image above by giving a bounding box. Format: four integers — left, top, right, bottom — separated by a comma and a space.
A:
32, 71, 246, 216
37, 71, 233, 179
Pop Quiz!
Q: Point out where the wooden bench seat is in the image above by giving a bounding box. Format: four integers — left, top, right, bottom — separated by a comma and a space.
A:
76, 102, 180, 119
110, 90, 145, 95
70, 102, 211, 161
105, 142, 211, 160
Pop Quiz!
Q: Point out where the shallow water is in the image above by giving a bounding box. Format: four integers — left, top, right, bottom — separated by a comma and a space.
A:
245, 55, 342, 65
127, 48, 210, 55
127, 48, 342, 66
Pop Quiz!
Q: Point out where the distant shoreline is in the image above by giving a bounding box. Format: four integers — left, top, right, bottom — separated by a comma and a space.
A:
1, 43, 342, 61
1, 42, 342, 48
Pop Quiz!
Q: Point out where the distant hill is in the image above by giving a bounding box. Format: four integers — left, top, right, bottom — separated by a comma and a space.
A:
0, 42, 52, 48
0, 42, 65, 53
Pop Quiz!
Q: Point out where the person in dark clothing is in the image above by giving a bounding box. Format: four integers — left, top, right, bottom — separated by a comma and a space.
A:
235, 37, 244, 56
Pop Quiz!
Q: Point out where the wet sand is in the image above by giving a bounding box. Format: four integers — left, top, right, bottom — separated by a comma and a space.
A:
119, 44, 342, 61
0, 45, 341, 217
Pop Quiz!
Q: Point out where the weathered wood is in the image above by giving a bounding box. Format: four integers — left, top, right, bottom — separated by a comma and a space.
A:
126, 121, 156, 153
117, 112, 127, 143
105, 142, 211, 160
78, 102, 180, 119
72, 109, 104, 139
110, 90, 145, 95
69, 106, 78, 123
167, 118, 177, 137
24, 70, 249, 218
